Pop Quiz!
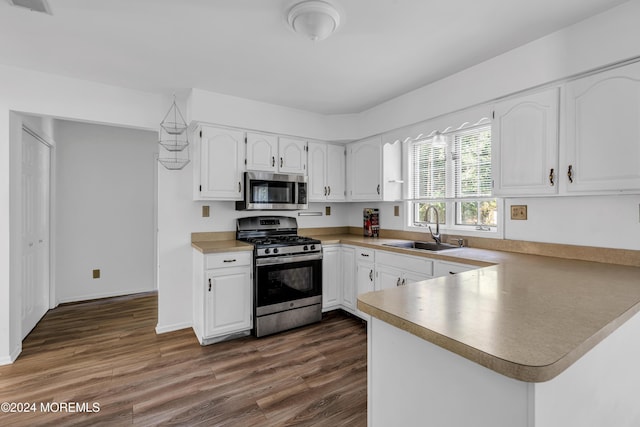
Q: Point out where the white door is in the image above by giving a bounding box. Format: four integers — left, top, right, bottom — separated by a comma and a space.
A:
21, 128, 50, 339
204, 267, 252, 337
326, 144, 346, 201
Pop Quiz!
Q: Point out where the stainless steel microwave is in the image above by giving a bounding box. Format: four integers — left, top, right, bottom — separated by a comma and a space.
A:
236, 171, 308, 211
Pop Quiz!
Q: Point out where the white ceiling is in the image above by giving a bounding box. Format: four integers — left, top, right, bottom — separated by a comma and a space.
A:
0, 0, 630, 114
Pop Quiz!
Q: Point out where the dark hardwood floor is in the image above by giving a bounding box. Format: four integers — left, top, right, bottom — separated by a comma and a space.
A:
0, 293, 367, 426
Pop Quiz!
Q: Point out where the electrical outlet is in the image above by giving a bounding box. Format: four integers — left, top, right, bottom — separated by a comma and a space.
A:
202, 205, 210, 217
511, 205, 528, 220
394, 205, 400, 216
93, 269, 100, 279
325, 206, 331, 216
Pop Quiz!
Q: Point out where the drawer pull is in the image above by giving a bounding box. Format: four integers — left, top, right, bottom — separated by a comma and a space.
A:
401, 278, 406, 286
567, 165, 574, 183
369, 270, 373, 282
549, 168, 555, 186
360, 253, 369, 257
449, 271, 456, 275
208, 278, 212, 292
223, 259, 237, 263
396, 277, 401, 287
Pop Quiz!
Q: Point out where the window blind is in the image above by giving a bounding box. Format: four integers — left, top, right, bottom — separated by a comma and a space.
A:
410, 139, 447, 199
453, 125, 492, 198
409, 124, 491, 200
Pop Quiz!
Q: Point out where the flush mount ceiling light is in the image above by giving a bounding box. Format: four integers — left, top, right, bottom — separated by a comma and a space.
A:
287, 0, 341, 41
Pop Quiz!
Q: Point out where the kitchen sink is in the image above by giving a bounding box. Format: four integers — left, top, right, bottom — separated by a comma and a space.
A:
382, 241, 459, 252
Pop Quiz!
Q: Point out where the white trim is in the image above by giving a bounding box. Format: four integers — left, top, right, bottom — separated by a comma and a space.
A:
155, 322, 193, 334
0, 343, 22, 366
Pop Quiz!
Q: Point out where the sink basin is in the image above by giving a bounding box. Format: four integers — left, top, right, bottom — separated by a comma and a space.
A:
382, 241, 459, 252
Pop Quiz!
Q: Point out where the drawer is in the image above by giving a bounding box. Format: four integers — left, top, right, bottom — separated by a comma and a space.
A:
376, 251, 433, 277
205, 252, 252, 269
434, 261, 476, 277
355, 247, 375, 262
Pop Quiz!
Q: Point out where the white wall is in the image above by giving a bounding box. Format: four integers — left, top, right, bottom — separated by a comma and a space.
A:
54, 120, 157, 302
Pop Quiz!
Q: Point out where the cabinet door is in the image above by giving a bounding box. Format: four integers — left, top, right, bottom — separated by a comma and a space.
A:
402, 272, 430, 286
348, 137, 382, 201
565, 61, 640, 193
308, 142, 327, 201
355, 261, 375, 320
278, 137, 307, 174
246, 132, 278, 172
492, 88, 559, 196
322, 246, 341, 310
199, 126, 245, 200
204, 267, 251, 337
326, 144, 346, 201
341, 246, 356, 311
376, 264, 403, 291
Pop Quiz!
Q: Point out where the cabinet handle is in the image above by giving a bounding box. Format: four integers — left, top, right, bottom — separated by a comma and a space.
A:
208, 278, 212, 292
238, 181, 242, 193
376, 184, 380, 195
272, 156, 275, 167
327, 186, 331, 195
223, 259, 236, 263
369, 270, 373, 282
567, 165, 574, 183
449, 271, 456, 275
401, 278, 406, 286
324, 186, 327, 196
360, 253, 369, 257
396, 277, 401, 287
280, 157, 283, 168
549, 168, 555, 186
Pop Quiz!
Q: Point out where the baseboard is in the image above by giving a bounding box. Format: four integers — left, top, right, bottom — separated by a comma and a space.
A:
57, 288, 156, 304
155, 321, 192, 334
0, 344, 22, 366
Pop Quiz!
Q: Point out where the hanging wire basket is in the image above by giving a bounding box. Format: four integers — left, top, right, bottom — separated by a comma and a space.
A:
159, 137, 189, 152
158, 157, 190, 170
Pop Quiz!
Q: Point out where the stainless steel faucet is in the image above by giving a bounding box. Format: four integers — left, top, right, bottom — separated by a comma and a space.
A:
425, 205, 441, 244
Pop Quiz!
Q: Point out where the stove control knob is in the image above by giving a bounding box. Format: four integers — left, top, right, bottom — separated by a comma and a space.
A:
303, 245, 309, 251
264, 248, 271, 254
310, 245, 316, 251
273, 248, 279, 254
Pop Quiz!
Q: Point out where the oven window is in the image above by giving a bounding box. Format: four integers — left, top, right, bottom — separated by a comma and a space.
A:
256, 259, 321, 307
250, 180, 295, 204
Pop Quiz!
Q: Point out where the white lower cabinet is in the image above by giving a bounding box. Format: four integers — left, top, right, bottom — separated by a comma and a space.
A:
193, 250, 252, 345
340, 246, 356, 313
322, 245, 341, 311
355, 248, 376, 320
375, 250, 433, 289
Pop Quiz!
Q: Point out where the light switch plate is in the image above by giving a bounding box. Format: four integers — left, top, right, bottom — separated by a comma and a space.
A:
93, 269, 100, 279
511, 205, 528, 220
394, 205, 400, 216
202, 205, 210, 217
325, 206, 331, 216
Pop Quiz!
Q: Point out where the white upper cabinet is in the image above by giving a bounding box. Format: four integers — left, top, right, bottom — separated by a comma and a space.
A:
564, 61, 640, 193
196, 125, 245, 200
347, 136, 402, 201
278, 137, 307, 174
308, 142, 345, 202
492, 88, 559, 196
246, 134, 307, 174
348, 136, 382, 201
246, 132, 278, 172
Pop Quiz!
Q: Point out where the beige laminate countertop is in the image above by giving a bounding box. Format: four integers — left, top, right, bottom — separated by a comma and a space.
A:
315, 234, 640, 383
191, 239, 253, 254
190, 233, 640, 382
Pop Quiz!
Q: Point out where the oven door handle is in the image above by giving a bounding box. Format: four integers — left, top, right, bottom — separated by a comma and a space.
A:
255, 253, 323, 266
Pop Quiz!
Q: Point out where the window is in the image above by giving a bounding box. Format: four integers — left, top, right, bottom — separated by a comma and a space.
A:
408, 122, 497, 232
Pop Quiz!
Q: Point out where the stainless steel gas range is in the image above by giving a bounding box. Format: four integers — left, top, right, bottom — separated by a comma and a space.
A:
236, 216, 322, 337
